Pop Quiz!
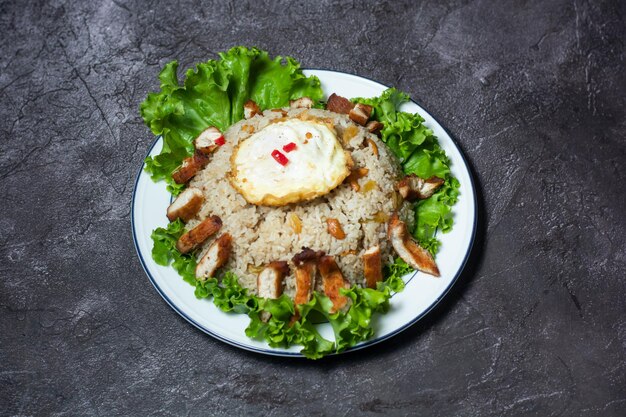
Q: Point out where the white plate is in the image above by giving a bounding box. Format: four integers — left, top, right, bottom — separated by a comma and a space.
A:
132, 69, 477, 357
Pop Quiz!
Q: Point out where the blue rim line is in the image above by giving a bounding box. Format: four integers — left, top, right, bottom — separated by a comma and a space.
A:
131, 68, 478, 358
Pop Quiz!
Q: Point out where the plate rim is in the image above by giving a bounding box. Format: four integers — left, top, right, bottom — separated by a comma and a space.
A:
131, 68, 478, 358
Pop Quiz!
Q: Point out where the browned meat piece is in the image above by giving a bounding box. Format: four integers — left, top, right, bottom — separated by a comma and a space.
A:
195, 233, 232, 280
171, 151, 210, 184
326, 93, 354, 114
387, 213, 440, 277
243, 99, 261, 119
349, 103, 373, 126
397, 175, 445, 201
362, 245, 383, 289
292, 247, 325, 267
366, 120, 384, 136
257, 261, 289, 299
194, 126, 223, 155
176, 215, 222, 254
257, 261, 289, 322
166, 187, 204, 222
292, 247, 324, 307
319, 256, 350, 313
293, 264, 314, 308
289, 97, 314, 109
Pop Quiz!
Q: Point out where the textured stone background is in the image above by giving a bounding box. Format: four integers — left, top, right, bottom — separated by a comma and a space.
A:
1, 0, 624, 415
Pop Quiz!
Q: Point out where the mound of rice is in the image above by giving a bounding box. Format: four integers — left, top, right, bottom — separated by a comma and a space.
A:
187, 108, 413, 295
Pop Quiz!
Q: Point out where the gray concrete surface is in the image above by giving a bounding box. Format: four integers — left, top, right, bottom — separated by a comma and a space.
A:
1, 0, 624, 415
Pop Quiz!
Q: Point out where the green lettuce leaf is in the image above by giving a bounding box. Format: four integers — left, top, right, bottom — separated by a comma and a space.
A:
414, 177, 460, 253
140, 46, 323, 194
245, 274, 406, 358
383, 257, 412, 291
150, 219, 197, 285
151, 223, 407, 359
353, 88, 460, 254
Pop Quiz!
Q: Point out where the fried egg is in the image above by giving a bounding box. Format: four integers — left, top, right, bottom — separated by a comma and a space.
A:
229, 118, 352, 206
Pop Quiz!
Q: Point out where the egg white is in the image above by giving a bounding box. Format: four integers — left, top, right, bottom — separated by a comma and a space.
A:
229, 118, 352, 206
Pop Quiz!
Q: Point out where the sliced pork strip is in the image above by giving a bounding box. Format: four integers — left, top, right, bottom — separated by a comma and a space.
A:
257, 261, 289, 299
195, 233, 232, 280
194, 126, 223, 155
348, 103, 372, 126
397, 175, 445, 201
172, 151, 210, 184
326, 93, 354, 114
387, 213, 440, 277
319, 256, 350, 313
166, 187, 204, 222
362, 245, 383, 289
176, 215, 222, 254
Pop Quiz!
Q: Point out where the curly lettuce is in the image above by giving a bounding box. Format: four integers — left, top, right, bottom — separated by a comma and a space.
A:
140, 46, 323, 194
151, 219, 197, 285
353, 88, 460, 254
150, 218, 409, 359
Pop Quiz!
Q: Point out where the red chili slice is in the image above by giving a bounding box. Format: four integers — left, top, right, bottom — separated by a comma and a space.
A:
271, 149, 289, 166
282, 142, 297, 152
214, 136, 226, 146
